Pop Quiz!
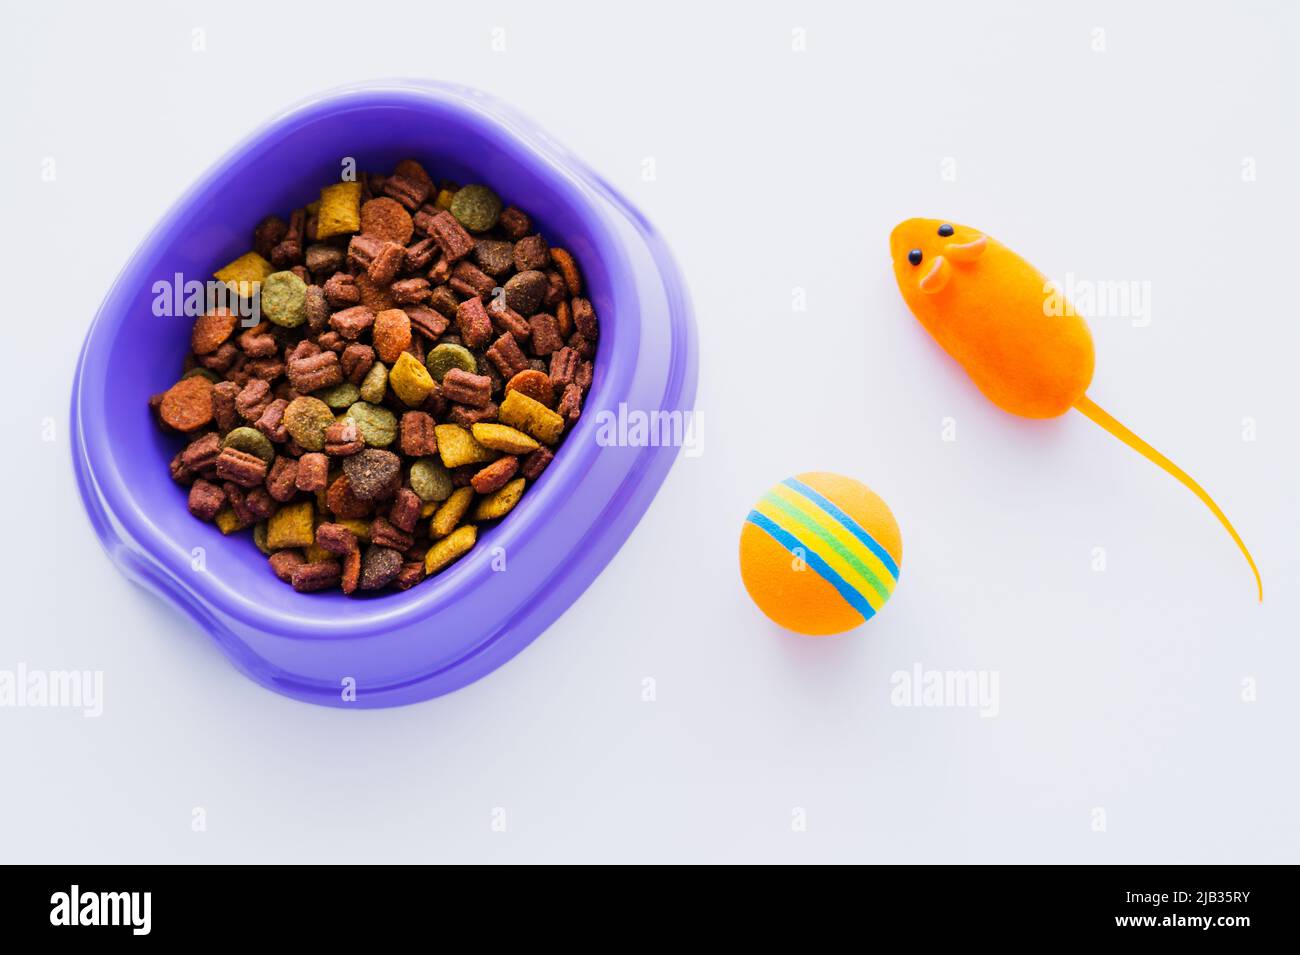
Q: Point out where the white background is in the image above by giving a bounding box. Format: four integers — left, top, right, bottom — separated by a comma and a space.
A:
3, 0, 1297, 863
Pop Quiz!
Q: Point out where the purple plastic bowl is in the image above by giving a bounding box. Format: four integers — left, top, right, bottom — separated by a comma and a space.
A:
71, 80, 697, 708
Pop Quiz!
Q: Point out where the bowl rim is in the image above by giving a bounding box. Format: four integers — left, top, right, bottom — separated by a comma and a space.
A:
72, 80, 695, 645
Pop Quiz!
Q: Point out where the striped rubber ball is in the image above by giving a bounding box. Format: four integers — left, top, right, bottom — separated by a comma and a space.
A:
739, 472, 902, 635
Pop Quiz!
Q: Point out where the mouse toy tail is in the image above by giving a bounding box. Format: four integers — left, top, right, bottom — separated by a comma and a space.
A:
1074, 395, 1262, 601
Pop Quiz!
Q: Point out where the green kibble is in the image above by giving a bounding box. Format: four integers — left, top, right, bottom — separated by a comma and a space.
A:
222, 426, 275, 464
344, 401, 397, 447
283, 396, 335, 451
449, 184, 502, 232
253, 521, 272, 555
317, 381, 360, 410
260, 270, 308, 327
409, 456, 454, 503
425, 343, 477, 383
182, 367, 221, 382
358, 361, 388, 403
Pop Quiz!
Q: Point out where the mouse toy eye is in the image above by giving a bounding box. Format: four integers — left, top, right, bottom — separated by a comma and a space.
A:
908, 249, 923, 266
937, 224, 954, 237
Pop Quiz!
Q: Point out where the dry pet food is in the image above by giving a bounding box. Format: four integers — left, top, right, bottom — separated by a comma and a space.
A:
151, 158, 599, 594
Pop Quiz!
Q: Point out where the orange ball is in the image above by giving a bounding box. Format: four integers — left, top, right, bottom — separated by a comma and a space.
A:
739, 472, 902, 635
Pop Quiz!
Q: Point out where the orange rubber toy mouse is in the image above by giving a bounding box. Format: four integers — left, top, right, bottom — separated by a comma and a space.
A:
890, 218, 1262, 600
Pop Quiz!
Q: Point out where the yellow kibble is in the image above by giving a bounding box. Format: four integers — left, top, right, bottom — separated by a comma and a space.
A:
316, 181, 363, 238
389, 351, 435, 407
214, 508, 244, 535
305, 543, 333, 563
306, 199, 321, 216
498, 390, 565, 445
431, 486, 474, 538
214, 251, 273, 299
424, 524, 477, 575
435, 424, 496, 468
434, 188, 456, 211
471, 422, 539, 454
420, 500, 437, 519
473, 478, 526, 521
337, 518, 371, 541
266, 500, 316, 549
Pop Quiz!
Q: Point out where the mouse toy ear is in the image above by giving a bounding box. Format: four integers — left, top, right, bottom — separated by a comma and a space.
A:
945, 234, 987, 263
918, 255, 952, 294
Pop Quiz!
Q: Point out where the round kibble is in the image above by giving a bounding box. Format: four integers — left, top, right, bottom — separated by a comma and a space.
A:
283, 396, 335, 451
342, 449, 402, 501
317, 381, 360, 410
502, 270, 548, 316
360, 197, 414, 245
450, 184, 502, 232
505, 369, 554, 407
261, 270, 308, 327
409, 456, 454, 502
358, 361, 388, 403
191, 309, 239, 355
222, 426, 275, 464
159, 375, 214, 432
181, 367, 221, 383
344, 401, 398, 447
359, 544, 403, 590
425, 342, 477, 383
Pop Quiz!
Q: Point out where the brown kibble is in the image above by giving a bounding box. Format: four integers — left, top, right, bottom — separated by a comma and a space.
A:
400, 411, 439, 457
550, 248, 582, 296
315, 522, 358, 556
373, 309, 412, 364
556, 382, 583, 428
329, 305, 376, 340
342, 448, 402, 501
449, 260, 495, 300
455, 297, 493, 349
528, 313, 564, 356
388, 487, 421, 533
341, 547, 362, 595
191, 309, 239, 355
428, 210, 475, 262
486, 332, 529, 379
341, 343, 375, 385
265, 455, 299, 502
440, 368, 493, 408
498, 205, 531, 240
369, 516, 414, 552
159, 376, 214, 432
520, 446, 554, 480
513, 235, 550, 273
407, 307, 449, 340
269, 550, 305, 582
471, 455, 519, 494
572, 297, 599, 340
187, 479, 225, 521
211, 380, 240, 431
292, 560, 342, 593
323, 271, 361, 307
295, 452, 329, 492
215, 446, 269, 488
394, 561, 426, 590
360, 197, 415, 245
359, 544, 404, 590
180, 432, 221, 476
